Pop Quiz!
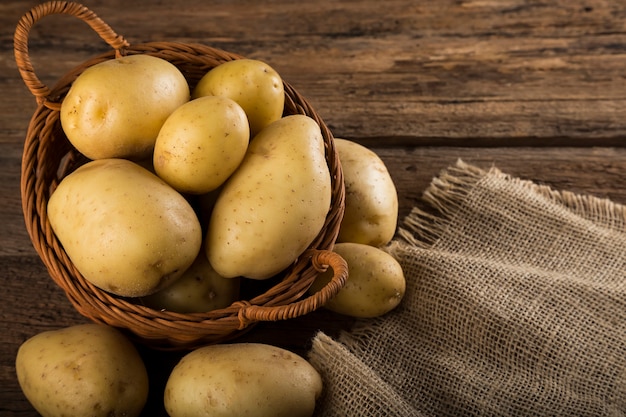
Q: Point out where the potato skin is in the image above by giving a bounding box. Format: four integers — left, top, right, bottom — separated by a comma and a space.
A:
47, 159, 202, 297
164, 343, 323, 417
335, 138, 398, 247
192, 58, 284, 137
153, 95, 250, 194
140, 249, 240, 313
310, 242, 406, 318
206, 115, 331, 279
15, 324, 148, 417
60, 54, 189, 160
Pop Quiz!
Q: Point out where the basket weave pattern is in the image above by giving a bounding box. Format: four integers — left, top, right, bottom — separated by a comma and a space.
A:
14, 1, 347, 350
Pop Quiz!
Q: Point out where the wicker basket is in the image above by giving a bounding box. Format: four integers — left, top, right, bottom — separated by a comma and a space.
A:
14, 1, 347, 350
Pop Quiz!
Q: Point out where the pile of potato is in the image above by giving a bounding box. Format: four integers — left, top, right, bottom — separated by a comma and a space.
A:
51, 54, 333, 306
16, 324, 323, 417
16, 53, 406, 416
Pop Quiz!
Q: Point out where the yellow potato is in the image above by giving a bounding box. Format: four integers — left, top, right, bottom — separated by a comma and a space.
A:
192, 58, 284, 136
310, 242, 406, 318
140, 249, 240, 313
164, 343, 323, 417
153, 96, 250, 194
335, 138, 399, 247
206, 115, 331, 279
15, 324, 148, 417
61, 54, 189, 160
47, 159, 202, 297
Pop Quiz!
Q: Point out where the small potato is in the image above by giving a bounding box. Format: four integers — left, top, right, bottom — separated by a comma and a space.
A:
335, 138, 398, 247
15, 324, 148, 417
310, 242, 406, 318
140, 249, 240, 313
164, 343, 323, 417
192, 59, 284, 136
153, 96, 250, 194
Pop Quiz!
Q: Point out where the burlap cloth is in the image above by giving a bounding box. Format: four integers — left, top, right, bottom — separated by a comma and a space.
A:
309, 159, 626, 416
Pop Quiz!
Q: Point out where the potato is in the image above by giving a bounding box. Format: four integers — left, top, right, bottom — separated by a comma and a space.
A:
192, 58, 284, 136
310, 242, 405, 317
140, 248, 240, 313
153, 96, 250, 194
206, 115, 332, 279
47, 158, 202, 297
15, 324, 148, 417
164, 343, 322, 417
335, 138, 398, 247
61, 54, 189, 160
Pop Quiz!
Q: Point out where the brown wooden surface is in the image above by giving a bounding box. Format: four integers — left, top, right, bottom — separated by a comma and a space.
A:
3, 0, 626, 415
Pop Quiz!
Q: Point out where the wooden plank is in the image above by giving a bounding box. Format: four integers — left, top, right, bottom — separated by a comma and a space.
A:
5, 0, 626, 144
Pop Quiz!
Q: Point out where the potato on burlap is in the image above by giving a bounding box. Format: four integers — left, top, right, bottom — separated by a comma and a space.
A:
310, 242, 406, 318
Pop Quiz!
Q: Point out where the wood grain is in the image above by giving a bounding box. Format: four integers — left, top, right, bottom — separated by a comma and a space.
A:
6, 0, 626, 144
3, 0, 626, 416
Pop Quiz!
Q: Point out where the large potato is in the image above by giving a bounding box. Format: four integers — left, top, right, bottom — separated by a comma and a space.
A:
335, 138, 398, 247
140, 248, 240, 313
164, 343, 323, 417
206, 115, 331, 279
153, 96, 250, 194
61, 54, 189, 160
47, 158, 202, 297
15, 324, 148, 417
192, 58, 284, 136
310, 242, 406, 318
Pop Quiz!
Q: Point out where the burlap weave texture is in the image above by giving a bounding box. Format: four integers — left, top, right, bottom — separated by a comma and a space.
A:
309, 160, 626, 417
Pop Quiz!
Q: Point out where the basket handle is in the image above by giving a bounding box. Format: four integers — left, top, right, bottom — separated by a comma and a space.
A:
14, 1, 129, 107
235, 249, 349, 329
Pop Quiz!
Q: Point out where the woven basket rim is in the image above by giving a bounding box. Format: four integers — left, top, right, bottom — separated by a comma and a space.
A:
15, 1, 347, 350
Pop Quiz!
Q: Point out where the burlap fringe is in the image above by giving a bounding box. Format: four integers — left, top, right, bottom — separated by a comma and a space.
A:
394, 159, 486, 249
394, 159, 626, 251
310, 160, 626, 415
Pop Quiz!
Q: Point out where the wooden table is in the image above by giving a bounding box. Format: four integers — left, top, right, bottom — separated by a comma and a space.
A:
3, 0, 626, 415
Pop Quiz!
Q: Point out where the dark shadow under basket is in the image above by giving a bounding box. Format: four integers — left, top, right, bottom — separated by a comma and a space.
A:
14, 1, 347, 350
